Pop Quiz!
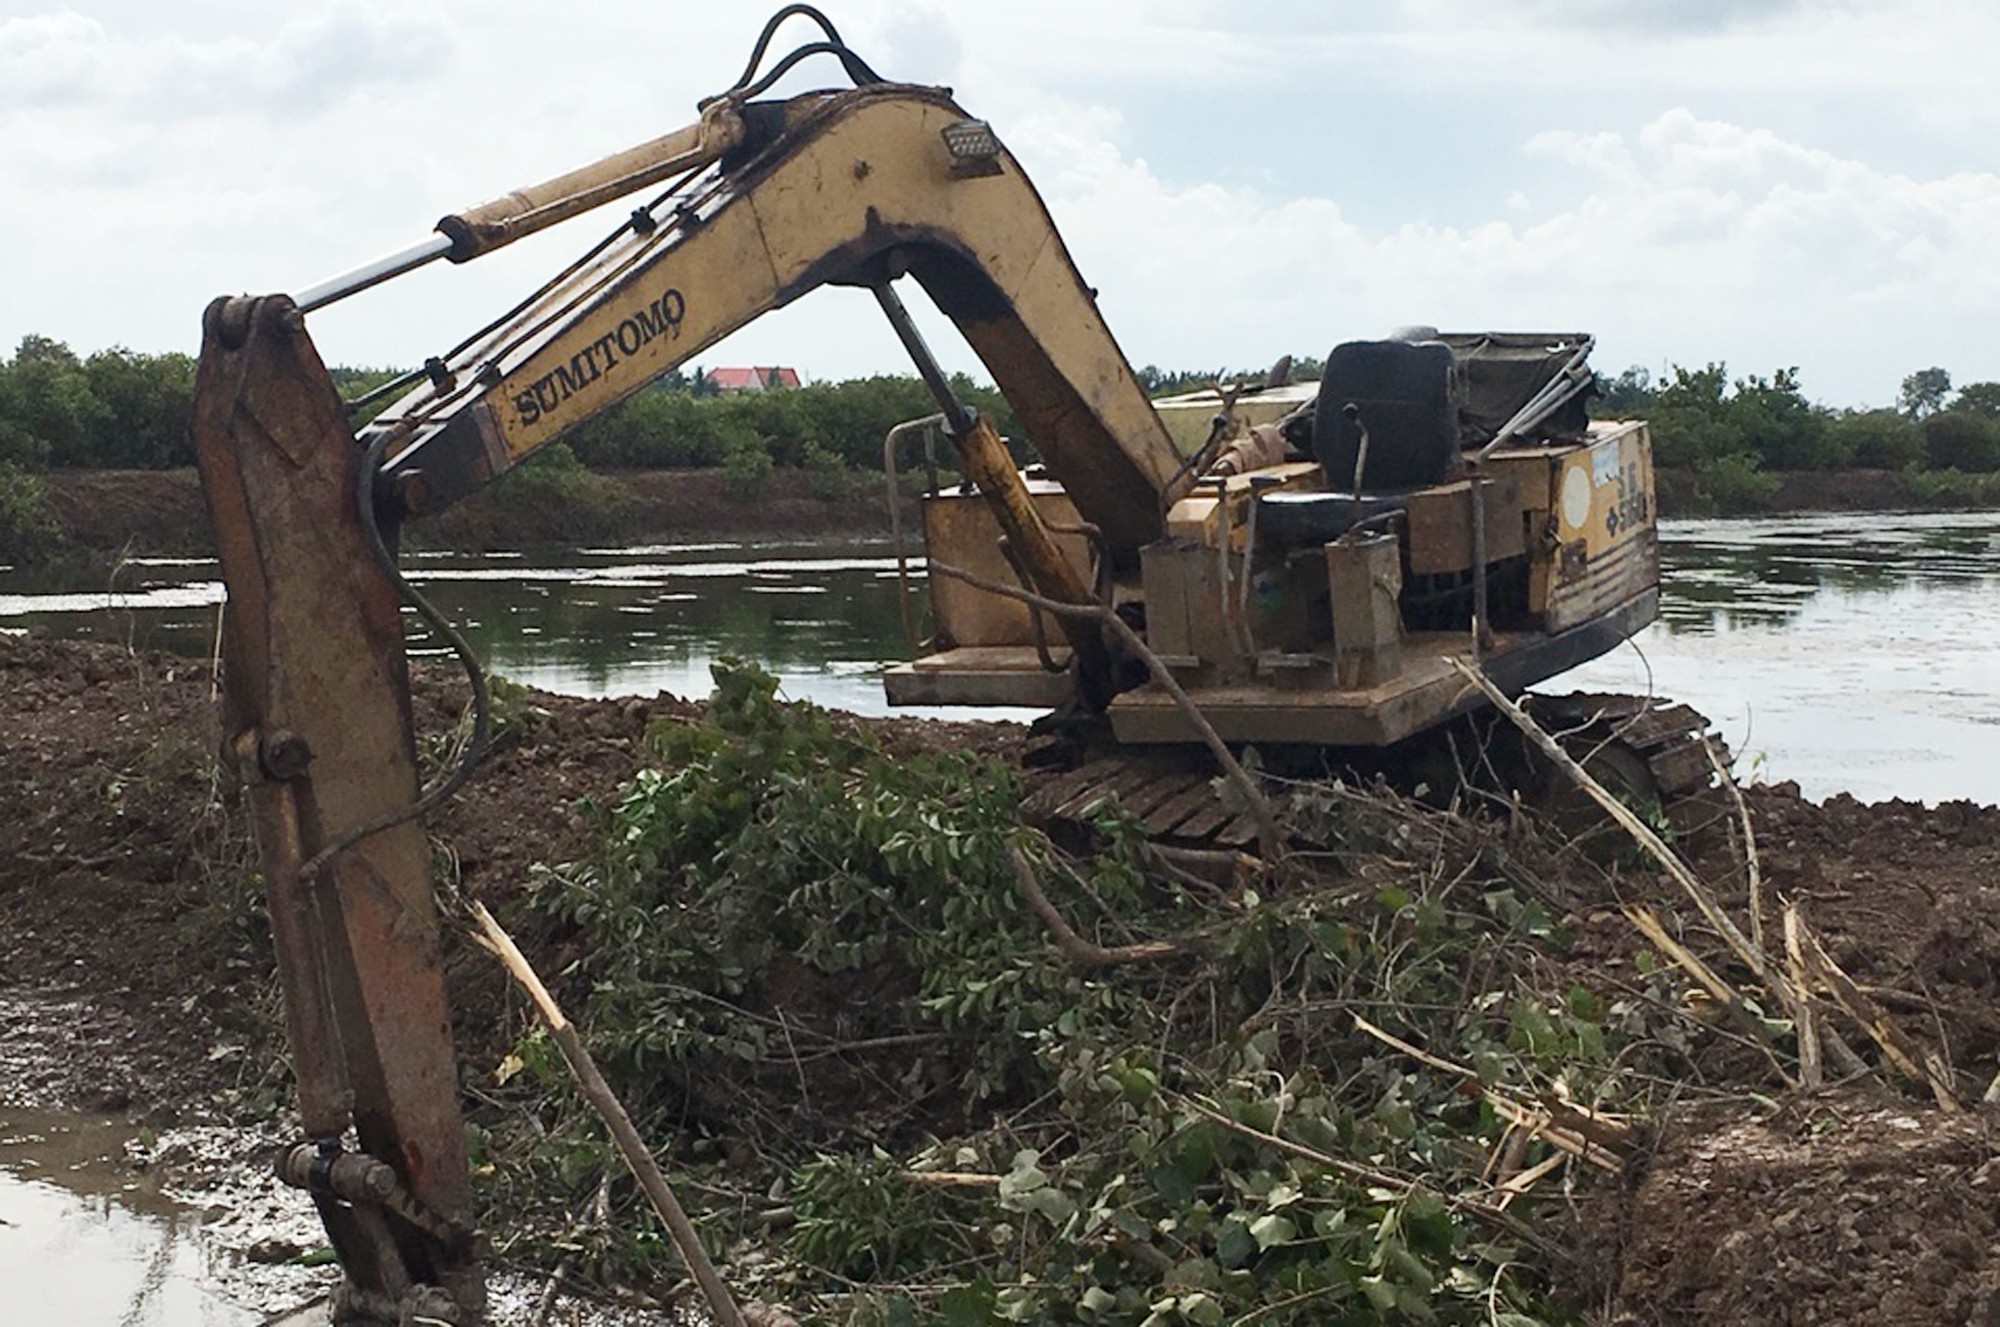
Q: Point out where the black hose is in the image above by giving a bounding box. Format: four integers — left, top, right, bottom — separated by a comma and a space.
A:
725, 4, 850, 92
730, 40, 884, 101
296, 431, 492, 881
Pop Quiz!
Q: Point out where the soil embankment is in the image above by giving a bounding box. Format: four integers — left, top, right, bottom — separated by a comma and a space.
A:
39, 467, 913, 559
36, 465, 1995, 561
5, 632, 2000, 1322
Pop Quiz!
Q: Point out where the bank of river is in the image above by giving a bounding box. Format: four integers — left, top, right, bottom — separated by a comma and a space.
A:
4, 624, 1999, 1325
29, 464, 2000, 562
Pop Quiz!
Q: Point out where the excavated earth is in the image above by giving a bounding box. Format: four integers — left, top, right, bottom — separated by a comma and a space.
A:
4, 631, 2000, 1325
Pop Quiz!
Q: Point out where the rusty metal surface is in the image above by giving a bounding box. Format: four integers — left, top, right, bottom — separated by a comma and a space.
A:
191, 295, 480, 1318
882, 646, 1078, 708
1404, 473, 1530, 575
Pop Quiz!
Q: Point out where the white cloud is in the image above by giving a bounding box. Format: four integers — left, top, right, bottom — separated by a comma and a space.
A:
0, 3, 449, 121
990, 103, 2000, 401
1, 0, 1996, 405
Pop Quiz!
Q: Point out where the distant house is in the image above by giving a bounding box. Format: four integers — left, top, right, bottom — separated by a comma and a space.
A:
704, 366, 802, 393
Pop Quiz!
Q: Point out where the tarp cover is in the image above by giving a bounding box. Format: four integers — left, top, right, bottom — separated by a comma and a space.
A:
1439, 332, 1593, 445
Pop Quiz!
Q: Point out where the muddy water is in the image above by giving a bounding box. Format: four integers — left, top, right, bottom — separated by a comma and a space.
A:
4, 514, 1998, 801
0, 1109, 271, 1324
0, 1101, 671, 1325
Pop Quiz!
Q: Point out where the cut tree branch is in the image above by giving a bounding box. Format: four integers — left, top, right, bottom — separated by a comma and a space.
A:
1008, 843, 1186, 966
468, 901, 753, 1327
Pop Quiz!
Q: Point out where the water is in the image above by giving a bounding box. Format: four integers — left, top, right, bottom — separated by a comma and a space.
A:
0, 539, 956, 720
1563, 512, 2000, 805
4, 516, 1999, 802
0, 1110, 264, 1326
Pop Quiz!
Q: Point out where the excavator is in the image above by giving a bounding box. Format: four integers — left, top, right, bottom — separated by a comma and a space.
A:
190, 9, 1692, 1323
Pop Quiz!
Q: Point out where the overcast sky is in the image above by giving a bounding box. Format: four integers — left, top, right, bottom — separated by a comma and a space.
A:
4, 0, 1996, 406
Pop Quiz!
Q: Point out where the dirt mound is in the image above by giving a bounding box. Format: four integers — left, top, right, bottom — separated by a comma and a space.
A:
1738, 786, 2000, 1077
6, 631, 2000, 1320
1615, 1098, 2000, 1326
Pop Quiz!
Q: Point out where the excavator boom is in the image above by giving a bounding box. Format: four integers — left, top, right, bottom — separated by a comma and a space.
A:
364, 83, 1187, 558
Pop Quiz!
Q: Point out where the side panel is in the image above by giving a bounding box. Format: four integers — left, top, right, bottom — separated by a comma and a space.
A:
1538, 423, 1659, 633
920, 485, 1089, 648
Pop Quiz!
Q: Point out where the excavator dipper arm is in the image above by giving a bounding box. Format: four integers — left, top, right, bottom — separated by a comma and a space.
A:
193, 296, 481, 1325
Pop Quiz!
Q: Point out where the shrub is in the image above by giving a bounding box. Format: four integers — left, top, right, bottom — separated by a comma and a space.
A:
1828, 409, 1924, 470
802, 441, 856, 499
0, 461, 59, 564
1923, 411, 2000, 472
1694, 452, 1780, 513
720, 432, 774, 501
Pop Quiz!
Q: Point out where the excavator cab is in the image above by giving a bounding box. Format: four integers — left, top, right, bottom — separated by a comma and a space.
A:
890, 324, 1656, 750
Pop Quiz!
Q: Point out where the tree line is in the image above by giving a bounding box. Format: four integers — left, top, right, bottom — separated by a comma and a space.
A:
6, 333, 1998, 479
4, 333, 1999, 560
1597, 363, 2000, 502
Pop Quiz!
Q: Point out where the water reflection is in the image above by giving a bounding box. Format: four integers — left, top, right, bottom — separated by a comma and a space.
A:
1566, 512, 2000, 805
1657, 513, 2000, 631
0, 1111, 256, 1326
4, 517, 1999, 801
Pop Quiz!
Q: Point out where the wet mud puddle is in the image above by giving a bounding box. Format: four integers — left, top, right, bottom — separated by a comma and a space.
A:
0, 1107, 300, 1324
0, 1104, 674, 1325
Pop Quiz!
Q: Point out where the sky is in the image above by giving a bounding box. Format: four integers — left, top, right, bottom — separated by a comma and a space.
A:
3, 0, 1997, 407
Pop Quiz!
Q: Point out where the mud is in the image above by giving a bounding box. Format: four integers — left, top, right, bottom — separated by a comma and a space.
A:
34, 466, 1980, 562
4, 630, 2000, 1323
37, 467, 912, 559
1613, 1100, 2000, 1326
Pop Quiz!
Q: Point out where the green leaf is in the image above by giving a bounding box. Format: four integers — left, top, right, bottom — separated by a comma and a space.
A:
1215, 1219, 1258, 1270
1178, 1291, 1225, 1327
1249, 1213, 1297, 1250
1361, 1275, 1398, 1312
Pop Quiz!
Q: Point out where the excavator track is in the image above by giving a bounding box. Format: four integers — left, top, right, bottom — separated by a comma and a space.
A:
1018, 692, 1732, 853
1524, 691, 1735, 837
1020, 745, 1272, 851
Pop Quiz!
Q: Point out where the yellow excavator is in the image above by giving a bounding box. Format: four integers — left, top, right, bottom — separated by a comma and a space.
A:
190, 8, 1678, 1322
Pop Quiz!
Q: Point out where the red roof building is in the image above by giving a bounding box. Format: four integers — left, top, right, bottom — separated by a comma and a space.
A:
704, 366, 802, 392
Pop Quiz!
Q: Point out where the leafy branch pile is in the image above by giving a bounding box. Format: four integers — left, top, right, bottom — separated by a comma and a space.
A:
478, 662, 1739, 1325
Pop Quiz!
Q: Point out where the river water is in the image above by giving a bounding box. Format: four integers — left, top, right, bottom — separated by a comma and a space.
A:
4, 512, 1998, 804
2, 509, 1998, 1322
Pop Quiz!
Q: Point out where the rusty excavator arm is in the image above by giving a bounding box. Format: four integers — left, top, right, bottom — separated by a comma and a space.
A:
190, 11, 1191, 1323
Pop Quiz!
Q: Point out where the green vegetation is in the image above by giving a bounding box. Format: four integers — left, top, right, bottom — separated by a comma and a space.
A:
564, 373, 1019, 474
5, 331, 2000, 559
1604, 362, 2000, 512
472, 661, 1729, 1324
0, 335, 196, 470
0, 462, 57, 564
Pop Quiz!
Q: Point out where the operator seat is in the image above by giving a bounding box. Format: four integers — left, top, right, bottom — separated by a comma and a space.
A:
1256, 329, 1463, 548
